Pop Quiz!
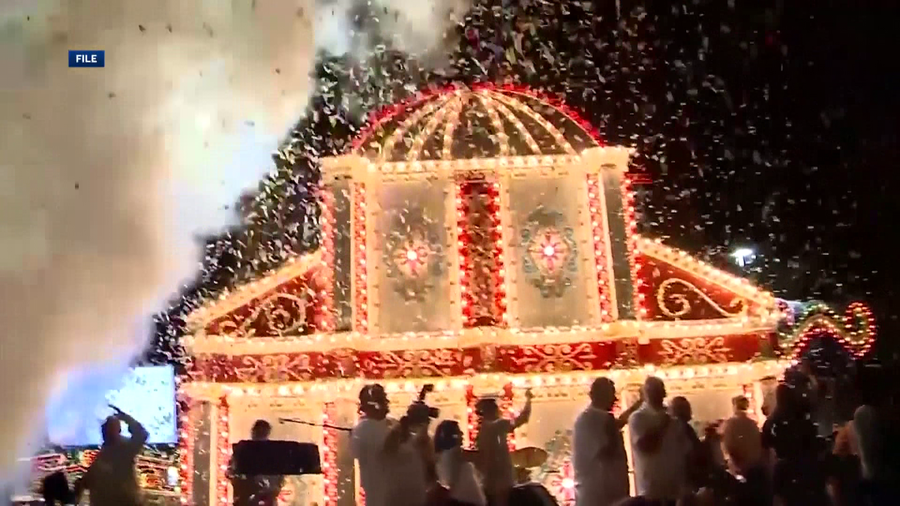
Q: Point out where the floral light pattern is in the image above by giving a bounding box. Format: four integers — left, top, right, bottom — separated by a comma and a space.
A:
521, 209, 578, 298
383, 207, 445, 301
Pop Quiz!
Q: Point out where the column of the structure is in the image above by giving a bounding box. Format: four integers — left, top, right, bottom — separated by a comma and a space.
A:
319, 182, 337, 332
179, 394, 216, 506
465, 384, 479, 448
213, 397, 231, 506
585, 147, 644, 320
321, 401, 339, 506
331, 397, 359, 506
177, 395, 194, 506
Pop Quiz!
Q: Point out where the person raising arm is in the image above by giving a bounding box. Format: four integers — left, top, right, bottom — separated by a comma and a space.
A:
628, 377, 690, 503
475, 389, 533, 506
75, 405, 149, 506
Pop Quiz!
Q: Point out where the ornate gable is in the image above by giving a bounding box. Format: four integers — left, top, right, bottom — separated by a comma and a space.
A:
635, 237, 776, 321
186, 252, 328, 338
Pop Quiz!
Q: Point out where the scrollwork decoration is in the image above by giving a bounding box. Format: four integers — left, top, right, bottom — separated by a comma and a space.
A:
213, 292, 309, 338
659, 337, 730, 366
656, 278, 747, 318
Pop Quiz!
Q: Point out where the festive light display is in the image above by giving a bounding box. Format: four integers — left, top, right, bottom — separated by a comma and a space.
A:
779, 301, 876, 359
29, 447, 178, 499
491, 181, 509, 326
353, 183, 369, 333
216, 397, 230, 506
533, 430, 575, 505
501, 383, 516, 451
465, 383, 478, 448
178, 83, 877, 506
322, 404, 338, 506
623, 175, 646, 319
319, 183, 337, 332
456, 182, 473, 327
178, 396, 194, 505
586, 174, 614, 321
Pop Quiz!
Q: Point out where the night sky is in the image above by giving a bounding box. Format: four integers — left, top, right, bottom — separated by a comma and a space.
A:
151, 0, 900, 364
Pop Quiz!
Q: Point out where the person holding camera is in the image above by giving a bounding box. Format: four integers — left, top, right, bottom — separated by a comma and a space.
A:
351, 384, 430, 506
475, 388, 533, 506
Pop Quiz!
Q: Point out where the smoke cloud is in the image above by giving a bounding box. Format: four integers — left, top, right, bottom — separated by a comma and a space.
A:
0, 0, 464, 477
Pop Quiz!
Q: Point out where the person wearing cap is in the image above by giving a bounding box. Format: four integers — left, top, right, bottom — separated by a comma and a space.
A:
573, 378, 642, 506
351, 384, 428, 506
475, 388, 533, 506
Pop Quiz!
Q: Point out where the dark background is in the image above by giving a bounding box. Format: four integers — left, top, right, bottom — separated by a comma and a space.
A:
149, 0, 900, 366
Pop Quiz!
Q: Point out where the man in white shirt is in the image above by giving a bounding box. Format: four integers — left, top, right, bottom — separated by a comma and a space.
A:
351, 384, 428, 506
573, 377, 642, 506
628, 377, 690, 505
475, 389, 533, 506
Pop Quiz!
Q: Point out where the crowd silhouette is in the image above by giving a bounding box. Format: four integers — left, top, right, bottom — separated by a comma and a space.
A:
33, 358, 900, 506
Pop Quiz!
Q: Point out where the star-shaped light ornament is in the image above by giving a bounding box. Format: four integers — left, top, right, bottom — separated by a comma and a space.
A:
393, 239, 433, 279
528, 227, 571, 277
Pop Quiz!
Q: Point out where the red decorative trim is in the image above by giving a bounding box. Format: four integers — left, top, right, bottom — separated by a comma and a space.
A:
356, 348, 476, 379
322, 403, 338, 506
457, 178, 506, 327
216, 397, 230, 506
202, 265, 328, 337
353, 183, 369, 333
496, 341, 618, 374
586, 174, 613, 322
466, 384, 478, 449
352, 82, 611, 156
187, 333, 773, 383
622, 175, 645, 319
637, 253, 761, 321
787, 302, 876, 359
638, 333, 765, 367
178, 394, 194, 505
319, 184, 337, 332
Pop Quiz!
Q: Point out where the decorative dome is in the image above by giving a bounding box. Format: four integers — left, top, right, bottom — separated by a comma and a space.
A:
352, 87, 601, 162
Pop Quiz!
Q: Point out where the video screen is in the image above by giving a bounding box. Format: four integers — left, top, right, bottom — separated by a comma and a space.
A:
46, 365, 177, 447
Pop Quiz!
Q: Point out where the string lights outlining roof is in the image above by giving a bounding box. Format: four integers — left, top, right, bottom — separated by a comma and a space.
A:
352, 85, 601, 162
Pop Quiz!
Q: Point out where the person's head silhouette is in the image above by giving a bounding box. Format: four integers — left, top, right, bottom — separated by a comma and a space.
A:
42, 471, 74, 506
251, 419, 272, 440
100, 415, 122, 444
